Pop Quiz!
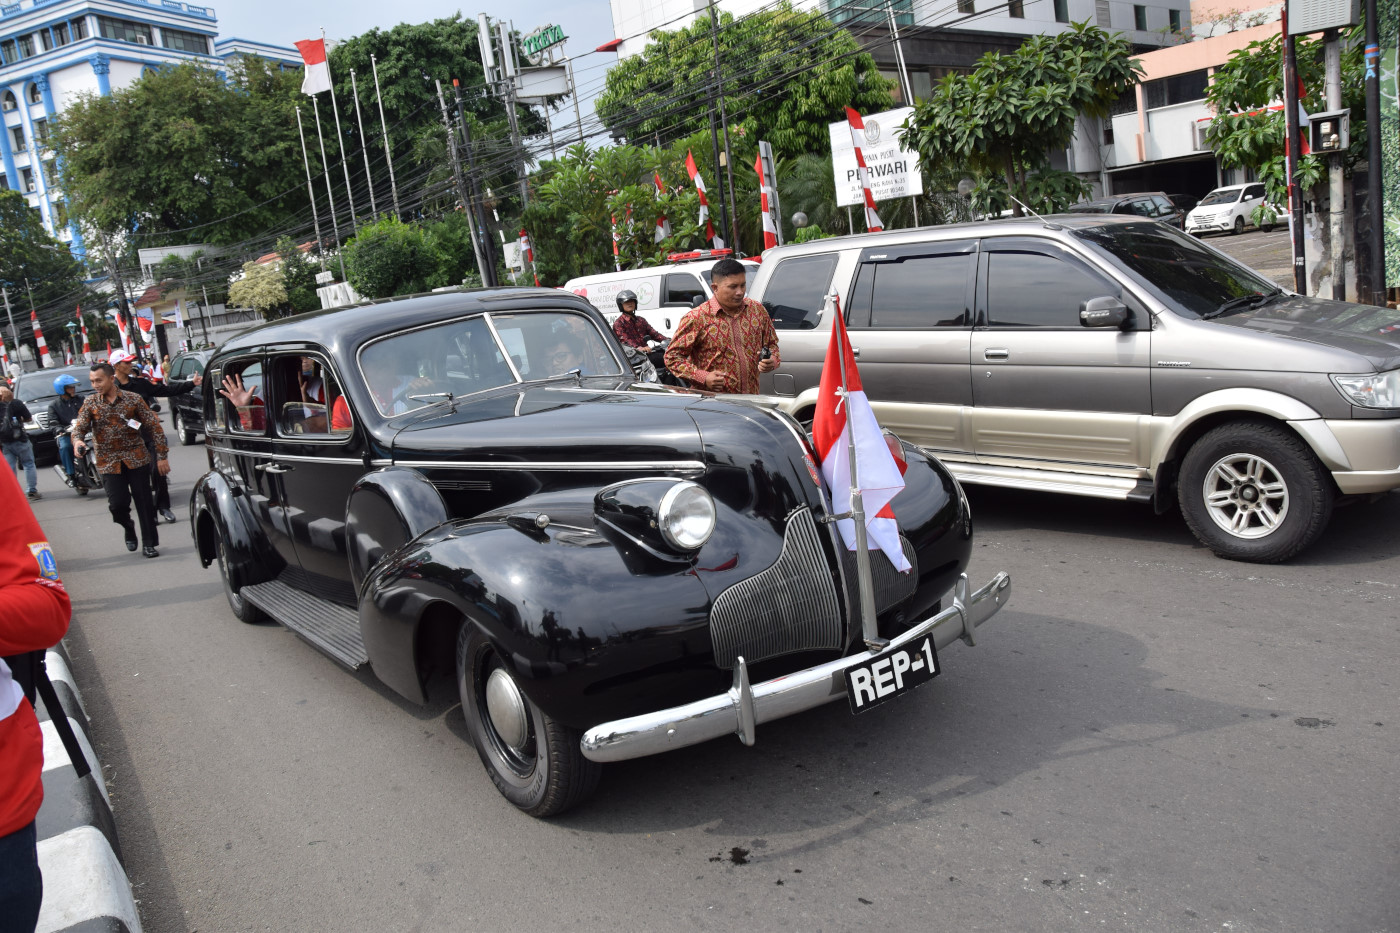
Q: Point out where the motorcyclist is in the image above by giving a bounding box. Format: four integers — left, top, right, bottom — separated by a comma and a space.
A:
610, 290, 676, 381
45, 375, 91, 494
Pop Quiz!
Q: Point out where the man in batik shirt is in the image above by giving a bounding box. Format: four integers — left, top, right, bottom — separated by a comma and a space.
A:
665, 258, 779, 393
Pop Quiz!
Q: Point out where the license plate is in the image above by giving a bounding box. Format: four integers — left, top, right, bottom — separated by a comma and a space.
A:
844, 635, 940, 714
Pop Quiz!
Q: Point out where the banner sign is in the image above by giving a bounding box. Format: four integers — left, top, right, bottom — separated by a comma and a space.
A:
523, 24, 566, 59
1380, 1, 1400, 287
828, 106, 923, 208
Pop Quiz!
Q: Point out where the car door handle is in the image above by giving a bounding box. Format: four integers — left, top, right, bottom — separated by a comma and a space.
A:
256, 462, 293, 474
983, 348, 1010, 361
851, 346, 860, 358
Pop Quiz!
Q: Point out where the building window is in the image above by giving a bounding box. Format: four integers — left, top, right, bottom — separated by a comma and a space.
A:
53, 22, 70, 46
11, 126, 27, 153
1103, 123, 1114, 145
1144, 69, 1209, 108
1, 91, 15, 112
1109, 87, 1137, 116
822, 0, 913, 27
97, 16, 153, 45
958, 0, 974, 12
1009, 0, 1025, 16
0, 174, 6, 191
27, 83, 42, 105
39, 29, 53, 52
161, 28, 210, 55
72, 17, 89, 40
1054, 0, 1070, 21
16, 34, 35, 58
41, 159, 57, 187
21, 166, 35, 192
1169, 8, 1182, 31
32, 119, 48, 145
52, 199, 68, 228
0, 39, 16, 64
1134, 4, 1147, 29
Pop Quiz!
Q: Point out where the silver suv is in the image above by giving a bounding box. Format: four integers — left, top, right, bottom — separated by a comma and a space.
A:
751, 216, 1400, 563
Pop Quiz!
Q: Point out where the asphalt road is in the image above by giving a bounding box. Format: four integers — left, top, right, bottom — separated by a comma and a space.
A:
27, 430, 1400, 933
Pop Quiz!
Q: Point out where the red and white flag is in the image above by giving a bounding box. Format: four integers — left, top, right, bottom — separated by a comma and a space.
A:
654, 173, 672, 243
76, 306, 91, 362
64, 346, 73, 365
754, 152, 778, 251
844, 107, 883, 233
519, 228, 540, 287
135, 308, 155, 344
30, 310, 54, 368
295, 39, 333, 96
114, 312, 133, 354
0, 339, 10, 373
684, 151, 724, 249
811, 295, 909, 572
610, 213, 622, 271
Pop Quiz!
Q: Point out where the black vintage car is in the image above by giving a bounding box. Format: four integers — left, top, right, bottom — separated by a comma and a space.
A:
189, 289, 1011, 816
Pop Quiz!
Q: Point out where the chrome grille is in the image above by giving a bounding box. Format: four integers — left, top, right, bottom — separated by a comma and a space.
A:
709, 507, 843, 669
32, 411, 54, 430
836, 535, 918, 631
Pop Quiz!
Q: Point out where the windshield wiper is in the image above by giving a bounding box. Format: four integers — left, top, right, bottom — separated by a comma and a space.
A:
1203, 289, 1282, 320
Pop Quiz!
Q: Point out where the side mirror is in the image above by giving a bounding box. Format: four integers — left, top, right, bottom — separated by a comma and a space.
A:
1080, 296, 1130, 329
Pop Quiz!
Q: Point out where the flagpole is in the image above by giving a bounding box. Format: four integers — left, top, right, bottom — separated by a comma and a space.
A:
295, 106, 328, 274
322, 28, 359, 234
371, 54, 401, 219
350, 70, 378, 217
312, 96, 349, 281
832, 295, 887, 652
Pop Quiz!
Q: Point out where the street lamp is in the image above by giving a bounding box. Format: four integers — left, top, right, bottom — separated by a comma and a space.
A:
791, 211, 808, 229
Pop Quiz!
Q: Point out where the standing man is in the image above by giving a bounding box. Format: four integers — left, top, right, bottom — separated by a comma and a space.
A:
46, 374, 90, 494
664, 258, 779, 393
0, 467, 70, 933
72, 361, 169, 558
0, 386, 40, 500
110, 350, 201, 524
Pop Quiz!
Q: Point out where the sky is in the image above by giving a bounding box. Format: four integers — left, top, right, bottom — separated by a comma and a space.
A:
215, 0, 624, 136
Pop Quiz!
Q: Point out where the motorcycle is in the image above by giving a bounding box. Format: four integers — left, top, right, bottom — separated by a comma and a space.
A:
50, 425, 99, 496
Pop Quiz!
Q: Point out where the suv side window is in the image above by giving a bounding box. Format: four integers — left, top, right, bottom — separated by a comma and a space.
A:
761, 253, 839, 330
850, 254, 973, 328
985, 249, 1117, 328
663, 273, 705, 307
1244, 184, 1265, 201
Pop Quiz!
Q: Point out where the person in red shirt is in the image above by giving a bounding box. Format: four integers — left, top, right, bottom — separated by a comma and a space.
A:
0, 466, 72, 932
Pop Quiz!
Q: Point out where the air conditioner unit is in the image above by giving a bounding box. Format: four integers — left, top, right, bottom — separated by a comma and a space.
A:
135, 35, 149, 44
1193, 121, 1212, 152
26, 180, 36, 192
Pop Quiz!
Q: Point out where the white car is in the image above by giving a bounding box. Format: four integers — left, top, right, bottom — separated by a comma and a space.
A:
563, 251, 760, 338
1185, 183, 1274, 236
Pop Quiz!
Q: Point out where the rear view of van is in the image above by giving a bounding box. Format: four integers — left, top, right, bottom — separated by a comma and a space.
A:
564, 256, 759, 337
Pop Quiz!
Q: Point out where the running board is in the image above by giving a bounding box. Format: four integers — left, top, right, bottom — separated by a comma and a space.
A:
239, 580, 368, 670
945, 461, 1155, 502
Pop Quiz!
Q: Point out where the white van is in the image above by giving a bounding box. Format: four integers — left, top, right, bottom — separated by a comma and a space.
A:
564, 252, 760, 337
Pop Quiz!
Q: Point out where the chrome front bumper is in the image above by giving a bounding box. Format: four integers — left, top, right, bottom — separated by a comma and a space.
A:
579, 570, 1012, 763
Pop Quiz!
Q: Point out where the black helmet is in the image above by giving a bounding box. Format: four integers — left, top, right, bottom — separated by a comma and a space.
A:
615, 289, 639, 312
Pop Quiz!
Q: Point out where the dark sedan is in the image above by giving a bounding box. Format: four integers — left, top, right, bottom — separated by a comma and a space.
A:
12, 364, 96, 466
189, 288, 1012, 817
167, 348, 213, 445
1068, 191, 1185, 229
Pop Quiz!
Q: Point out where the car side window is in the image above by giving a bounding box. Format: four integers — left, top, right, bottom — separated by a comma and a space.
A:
208, 366, 225, 431
271, 355, 352, 437
762, 253, 839, 330
986, 251, 1117, 328
663, 273, 705, 307
1150, 195, 1174, 216
850, 254, 973, 328
220, 358, 266, 433
1245, 184, 1265, 201
1128, 199, 1157, 217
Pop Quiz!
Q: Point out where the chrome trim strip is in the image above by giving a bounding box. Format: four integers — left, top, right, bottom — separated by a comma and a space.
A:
206, 446, 363, 466
481, 313, 523, 382
390, 459, 706, 472
580, 570, 1012, 763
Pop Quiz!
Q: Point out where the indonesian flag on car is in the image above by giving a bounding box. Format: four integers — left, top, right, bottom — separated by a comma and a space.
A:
811, 295, 910, 573
295, 38, 332, 96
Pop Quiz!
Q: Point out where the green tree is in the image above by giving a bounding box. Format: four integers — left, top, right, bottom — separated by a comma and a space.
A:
904, 24, 1141, 215
53, 58, 308, 247
343, 217, 438, 298
228, 261, 289, 320
424, 212, 480, 289
595, 3, 893, 154
274, 237, 321, 315
152, 249, 228, 308
0, 190, 96, 357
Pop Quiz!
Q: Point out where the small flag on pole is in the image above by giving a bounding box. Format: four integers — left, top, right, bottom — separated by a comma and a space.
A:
76, 306, 91, 362
684, 151, 724, 249
844, 107, 883, 233
811, 294, 909, 572
295, 39, 333, 96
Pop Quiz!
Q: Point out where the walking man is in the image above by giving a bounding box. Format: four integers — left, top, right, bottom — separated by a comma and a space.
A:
0, 386, 40, 500
110, 350, 200, 523
664, 258, 779, 394
72, 362, 169, 558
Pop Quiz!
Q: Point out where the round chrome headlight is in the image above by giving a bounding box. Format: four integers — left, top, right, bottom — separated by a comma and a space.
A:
657, 481, 716, 550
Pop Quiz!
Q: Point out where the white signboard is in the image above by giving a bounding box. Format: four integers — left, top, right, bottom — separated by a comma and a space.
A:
504, 241, 524, 271
828, 106, 923, 208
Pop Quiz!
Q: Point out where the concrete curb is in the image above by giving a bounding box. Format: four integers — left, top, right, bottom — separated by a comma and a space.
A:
32, 641, 143, 933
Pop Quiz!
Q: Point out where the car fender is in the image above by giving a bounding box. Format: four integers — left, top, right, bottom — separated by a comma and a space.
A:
359, 517, 714, 726
344, 466, 451, 597
189, 468, 282, 590
1151, 388, 1349, 472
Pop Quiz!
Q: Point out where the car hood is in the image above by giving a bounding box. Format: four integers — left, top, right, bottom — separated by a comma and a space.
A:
1210, 295, 1400, 371
388, 381, 708, 465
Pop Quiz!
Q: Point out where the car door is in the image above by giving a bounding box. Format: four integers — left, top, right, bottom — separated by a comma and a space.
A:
969, 237, 1153, 470
843, 240, 976, 457
657, 272, 706, 335
266, 351, 365, 608
174, 354, 205, 433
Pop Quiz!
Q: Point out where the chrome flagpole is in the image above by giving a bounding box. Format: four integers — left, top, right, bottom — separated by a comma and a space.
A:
295, 106, 328, 274
322, 27, 359, 234
350, 70, 378, 217
371, 54, 401, 219
311, 96, 348, 281
831, 294, 886, 652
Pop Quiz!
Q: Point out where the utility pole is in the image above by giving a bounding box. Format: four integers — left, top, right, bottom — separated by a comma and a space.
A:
437, 80, 490, 286
1282, 17, 1307, 294
1364, 0, 1384, 305
350, 70, 378, 217
295, 106, 329, 274
707, 0, 739, 249
496, 21, 530, 208
3, 286, 19, 351
1324, 28, 1345, 301
96, 231, 142, 363
454, 79, 498, 285
371, 54, 402, 219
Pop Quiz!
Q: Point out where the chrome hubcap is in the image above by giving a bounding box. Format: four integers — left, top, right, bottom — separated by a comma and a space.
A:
1202, 453, 1289, 539
485, 668, 529, 751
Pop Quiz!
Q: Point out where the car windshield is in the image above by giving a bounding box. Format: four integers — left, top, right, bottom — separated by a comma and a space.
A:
15, 366, 93, 402
1198, 188, 1242, 206
1068, 201, 1113, 213
1073, 222, 1279, 319
357, 310, 623, 416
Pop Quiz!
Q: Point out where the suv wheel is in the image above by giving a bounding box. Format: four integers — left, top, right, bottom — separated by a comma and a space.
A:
175, 410, 197, 446
1233, 216, 1245, 235
1178, 422, 1334, 563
